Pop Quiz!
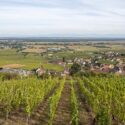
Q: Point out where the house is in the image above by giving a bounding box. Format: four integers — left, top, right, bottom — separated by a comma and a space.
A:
64, 67, 70, 75
117, 65, 125, 74
58, 61, 66, 67
109, 64, 114, 69
47, 70, 57, 76
100, 64, 112, 73
47, 47, 61, 51
36, 66, 46, 77
67, 60, 73, 65
110, 66, 120, 73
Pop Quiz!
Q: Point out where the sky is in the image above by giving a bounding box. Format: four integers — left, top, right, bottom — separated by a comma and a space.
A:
0, 0, 125, 37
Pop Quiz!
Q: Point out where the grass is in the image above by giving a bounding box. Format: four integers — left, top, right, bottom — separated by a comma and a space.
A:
48, 50, 93, 60
0, 49, 63, 71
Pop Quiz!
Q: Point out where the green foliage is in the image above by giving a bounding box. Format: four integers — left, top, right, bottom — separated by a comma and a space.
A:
0, 49, 63, 71
48, 78, 65, 125
0, 77, 59, 122
62, 57, 66, 62
22, 52, 28, 58
70, 63, 81, 75
0, 73, 20, 81
70, 79, 79, 125
95, 107, 111, 125
77, 75, 125, 124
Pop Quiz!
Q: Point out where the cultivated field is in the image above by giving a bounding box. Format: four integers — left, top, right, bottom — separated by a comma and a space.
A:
0, 75, 125, 125
0, 49, 63, 71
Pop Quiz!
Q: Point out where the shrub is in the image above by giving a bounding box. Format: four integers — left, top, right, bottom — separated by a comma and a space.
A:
95, 107, 111, 125
69, 63, 81, 76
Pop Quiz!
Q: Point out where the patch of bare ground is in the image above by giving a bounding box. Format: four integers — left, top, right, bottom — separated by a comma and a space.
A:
30, 97, 50, 125
2, 64, 25, 69
75, 83, 94, 125
112, 121, 123, 125
0, 108, 28, 125
53, 83, 71, 125
112, 117, 125, 125
0, 85, 59, 125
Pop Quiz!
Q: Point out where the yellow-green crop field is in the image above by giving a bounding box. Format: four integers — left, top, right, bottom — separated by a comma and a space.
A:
0, 75, 125, 125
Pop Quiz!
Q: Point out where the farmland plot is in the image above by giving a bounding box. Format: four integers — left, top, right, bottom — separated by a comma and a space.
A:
0, 76, 125, 125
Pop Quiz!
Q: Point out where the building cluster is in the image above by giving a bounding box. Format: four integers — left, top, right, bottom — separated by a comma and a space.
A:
72, 51, 125, 75
47, 51, 125, 75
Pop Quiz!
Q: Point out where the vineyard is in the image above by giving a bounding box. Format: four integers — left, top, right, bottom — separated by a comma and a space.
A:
0, 75, 125, 125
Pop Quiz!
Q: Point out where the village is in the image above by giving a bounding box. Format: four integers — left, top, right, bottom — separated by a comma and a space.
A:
1, 40, 125, 78
72, 51, 125, 75
1, 50, 125, 79
45, 50, 125, 76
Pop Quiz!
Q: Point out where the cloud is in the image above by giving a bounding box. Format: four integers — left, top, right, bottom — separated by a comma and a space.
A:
0, 0, 125, 37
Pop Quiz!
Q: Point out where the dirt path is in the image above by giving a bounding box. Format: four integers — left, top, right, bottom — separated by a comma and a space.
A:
75, 83, 94, 125
30, 97, 50, 125
53, 83, 71, 125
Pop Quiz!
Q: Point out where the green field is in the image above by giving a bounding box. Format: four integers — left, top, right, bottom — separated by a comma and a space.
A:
0, 49, 63, 71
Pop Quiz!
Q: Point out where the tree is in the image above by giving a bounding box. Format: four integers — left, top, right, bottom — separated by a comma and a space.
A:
69, 63, 81, 76
62, 57, 66, 62
22, 52, 28, 58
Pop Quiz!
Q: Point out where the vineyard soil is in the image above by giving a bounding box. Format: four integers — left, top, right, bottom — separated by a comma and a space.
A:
75, 83, 94, 125
53, 83, 71, 125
